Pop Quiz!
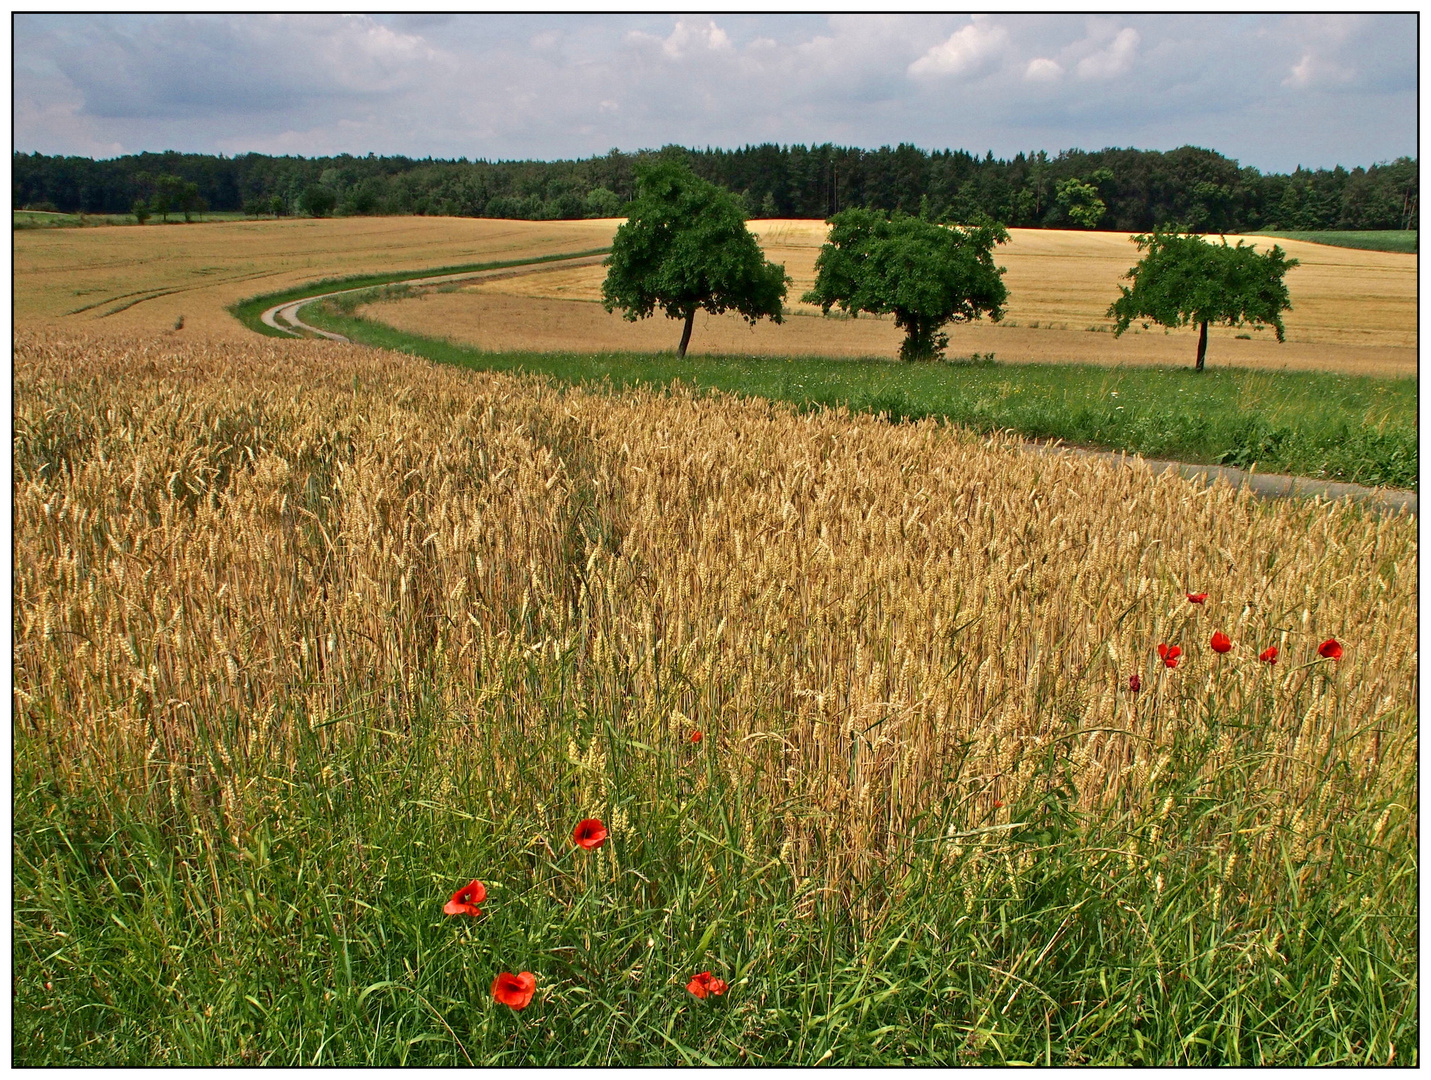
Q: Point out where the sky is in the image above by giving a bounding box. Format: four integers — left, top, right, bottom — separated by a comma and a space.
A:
12, 13, 1419, 173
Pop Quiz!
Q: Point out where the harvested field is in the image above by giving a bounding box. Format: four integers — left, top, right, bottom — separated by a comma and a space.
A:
368, 222, 1415, 377
12, 215, 621, 341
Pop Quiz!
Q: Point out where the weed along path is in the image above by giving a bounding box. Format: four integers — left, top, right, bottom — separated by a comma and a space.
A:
258, 252, 611, 340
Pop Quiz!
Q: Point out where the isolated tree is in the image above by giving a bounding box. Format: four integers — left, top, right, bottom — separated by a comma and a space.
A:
1107, 227, 1298, 372
180, 184, 204, 222
601, 160, 789, 358
152, 174, 188, 222
802, 208, 1009, 361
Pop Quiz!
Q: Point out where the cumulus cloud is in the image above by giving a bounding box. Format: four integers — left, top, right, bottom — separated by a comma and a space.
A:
908, 16, 1008, 78
1282, 52, 1356, 89
626, 17, 731, 59
10, 14, 1417, 172
1025, 57, 1062, 82
1076, 27, 1140, 80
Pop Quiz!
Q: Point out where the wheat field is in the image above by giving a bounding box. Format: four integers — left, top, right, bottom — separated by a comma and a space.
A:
14, 327, 1418, 1062
15, 330, 1416, 884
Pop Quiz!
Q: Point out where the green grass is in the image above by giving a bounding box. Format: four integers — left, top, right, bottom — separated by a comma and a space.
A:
15, 677, 1417, 1066
302, 307, 1417, 489
1247, 230, 1417, 254
14, 209, 256, 229
228, 249, 611, 338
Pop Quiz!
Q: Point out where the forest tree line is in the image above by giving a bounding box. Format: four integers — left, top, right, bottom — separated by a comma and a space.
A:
12, 143, 1418, 233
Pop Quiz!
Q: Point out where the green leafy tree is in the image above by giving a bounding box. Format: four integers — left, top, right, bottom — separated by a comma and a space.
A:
601, 160, 789, 358
802, 208, 1009, 361
583, 186, 623, 218
131, 199, 150, 224
152, 174, 187, 222
1107, 227, 1298, 372
1056, 177, 1106, 228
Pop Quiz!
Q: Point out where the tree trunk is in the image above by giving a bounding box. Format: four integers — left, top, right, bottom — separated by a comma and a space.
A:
677, 309, 695, 358
1195, 319, 1208, 372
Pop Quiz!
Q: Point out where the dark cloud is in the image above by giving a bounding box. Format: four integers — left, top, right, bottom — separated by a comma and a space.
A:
12, 13, 1417, 171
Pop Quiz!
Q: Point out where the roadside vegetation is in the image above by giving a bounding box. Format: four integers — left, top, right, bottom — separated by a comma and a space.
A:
14, 332, 1417, 1065
303, 304, 1416, 490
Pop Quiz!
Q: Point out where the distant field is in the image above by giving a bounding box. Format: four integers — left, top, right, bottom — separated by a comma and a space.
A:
15, 217, 1417, 377
360, 222, 1416, 378
12, 215, 623, 340
1248, 229, 1418, 254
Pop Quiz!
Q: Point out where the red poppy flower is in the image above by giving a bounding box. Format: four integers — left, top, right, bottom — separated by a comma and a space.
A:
689, 730, 703, 744
992, 799, 1004, 809
1259, 646, 1278, 665
1209, 631, 1232, 654
572, 818, 609, 850
687, 971, 728, 999
1157, 643, 1181, 669
1128, 673, 1141, 693
1187, 593, 1208, 604
491, 971, 536, 1010
1318, 638, 1343, 661
443, 879, 486, 917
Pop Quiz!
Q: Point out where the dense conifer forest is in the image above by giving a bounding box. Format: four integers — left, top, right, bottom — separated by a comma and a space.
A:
13, 143, 1417, 232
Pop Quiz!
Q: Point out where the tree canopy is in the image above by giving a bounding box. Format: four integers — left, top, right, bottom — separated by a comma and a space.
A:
802, 208, 1009, 361
1107, 228, 1299, 371
601, 159, 788, 357
13, 146, 1417, 232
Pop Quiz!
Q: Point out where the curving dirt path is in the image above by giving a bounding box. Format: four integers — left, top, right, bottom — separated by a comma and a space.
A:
259, 253, 609, 341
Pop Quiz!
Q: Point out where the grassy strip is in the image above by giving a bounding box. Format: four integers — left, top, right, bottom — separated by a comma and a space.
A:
15, 683, 1415, 1066
228, 248, 612, 337
14, 210, 256, 229
1247, 229, 1417, 254
307, 307, 1417, 489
